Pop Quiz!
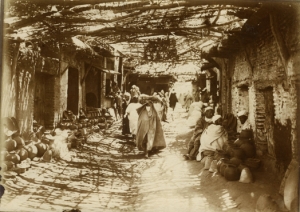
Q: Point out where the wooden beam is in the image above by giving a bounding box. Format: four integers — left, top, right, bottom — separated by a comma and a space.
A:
112, 1, 260, 12
269, 12, 290, 74
7, 12, 56, 28
68, 18, 242, 36
43, 10, 144, 24
8, 0, 135, 5
81, 63, 93, 85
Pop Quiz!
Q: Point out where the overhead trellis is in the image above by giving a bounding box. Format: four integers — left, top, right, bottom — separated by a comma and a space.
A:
143, 36, 178, 61
5, 0, 263, 64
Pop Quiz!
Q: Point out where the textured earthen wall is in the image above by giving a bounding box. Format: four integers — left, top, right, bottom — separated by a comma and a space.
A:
230, 7, 300, 173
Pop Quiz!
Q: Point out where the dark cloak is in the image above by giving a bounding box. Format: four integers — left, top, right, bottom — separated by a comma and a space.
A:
136, 102, 166, 152
122, 98, 131, 135
169, 92, 178, 109
222, 113, 238, 140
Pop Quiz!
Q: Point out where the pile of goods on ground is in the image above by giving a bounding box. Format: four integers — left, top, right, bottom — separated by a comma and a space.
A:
202, 129, 260, 183
1, 108, 116, 177
59, 108, 115, 148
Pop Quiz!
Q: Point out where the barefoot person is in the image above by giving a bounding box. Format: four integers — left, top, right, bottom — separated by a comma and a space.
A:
135, 102, 166, 158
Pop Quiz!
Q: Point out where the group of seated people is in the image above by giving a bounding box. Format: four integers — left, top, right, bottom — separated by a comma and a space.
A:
183, 106, 251, 161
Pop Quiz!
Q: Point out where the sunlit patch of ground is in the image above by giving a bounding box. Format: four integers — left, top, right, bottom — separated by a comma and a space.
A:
1, 98, 282, 212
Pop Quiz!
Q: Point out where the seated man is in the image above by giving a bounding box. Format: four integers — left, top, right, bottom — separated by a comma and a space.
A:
237, 110, 251, 133
197, 115, 228, 161
183, 106, 214, 160
236, 110, 253, 140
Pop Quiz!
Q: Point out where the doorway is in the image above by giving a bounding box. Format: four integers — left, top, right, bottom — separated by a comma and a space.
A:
85, 67, 101, 107
67, 67, 79, 115
34, 73, 47, 126
262, 87, 276, 157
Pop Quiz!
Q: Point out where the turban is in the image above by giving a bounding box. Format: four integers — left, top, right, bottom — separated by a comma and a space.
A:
212, 115, 222, 123
204, 106, 214, 112
124, 92, 131, 97
238, 110, 248, 117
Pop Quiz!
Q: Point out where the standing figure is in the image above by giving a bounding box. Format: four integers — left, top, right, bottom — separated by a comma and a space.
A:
184, 91, 193, 112
125, 97, 142, 140
178, 92, 185, 107
169, 88, 178, 111
130, 85, 140, 98
122, 92, 131, 135
115, 91, 123, 120
136, 102, 166, 158
183, 106, 214, 160
187, 100, 204, 128
159, 90, 168, 122
152, 94, 164, 120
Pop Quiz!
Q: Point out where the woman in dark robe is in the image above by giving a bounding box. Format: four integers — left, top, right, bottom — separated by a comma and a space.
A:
169, 88, 178, 111
122, 92, 131, 135
136, 101, 167, 158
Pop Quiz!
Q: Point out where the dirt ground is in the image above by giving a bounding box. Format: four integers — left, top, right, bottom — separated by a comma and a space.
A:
0, 105, 284, 212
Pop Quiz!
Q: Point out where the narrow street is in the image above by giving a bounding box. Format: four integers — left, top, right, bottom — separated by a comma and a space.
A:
1, 105, 281, 212
1, 2, 299, 211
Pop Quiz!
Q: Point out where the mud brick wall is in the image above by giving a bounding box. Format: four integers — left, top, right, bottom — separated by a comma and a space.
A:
230, 7, 300, 174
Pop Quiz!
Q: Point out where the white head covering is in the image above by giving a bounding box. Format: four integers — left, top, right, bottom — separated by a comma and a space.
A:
212, 115, 222, 123
204, 106, 214, 112
124, 92, 131, 97
238, 110, 248, 117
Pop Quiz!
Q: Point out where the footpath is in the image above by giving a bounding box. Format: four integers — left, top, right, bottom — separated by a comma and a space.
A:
0, 105, 283, 212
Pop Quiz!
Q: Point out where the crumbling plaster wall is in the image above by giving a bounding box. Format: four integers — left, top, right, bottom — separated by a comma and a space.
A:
230, 7, 300, 165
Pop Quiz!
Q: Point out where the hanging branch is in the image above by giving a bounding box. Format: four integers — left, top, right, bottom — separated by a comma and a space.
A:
69, 18, 242, 36
211, 5, 223, 25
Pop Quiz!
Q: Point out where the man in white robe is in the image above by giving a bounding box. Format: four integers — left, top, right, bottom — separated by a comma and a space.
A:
197, 115, 228, 161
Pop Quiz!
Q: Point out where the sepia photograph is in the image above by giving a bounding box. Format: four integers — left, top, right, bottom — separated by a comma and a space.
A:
0, 0, 299, 211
